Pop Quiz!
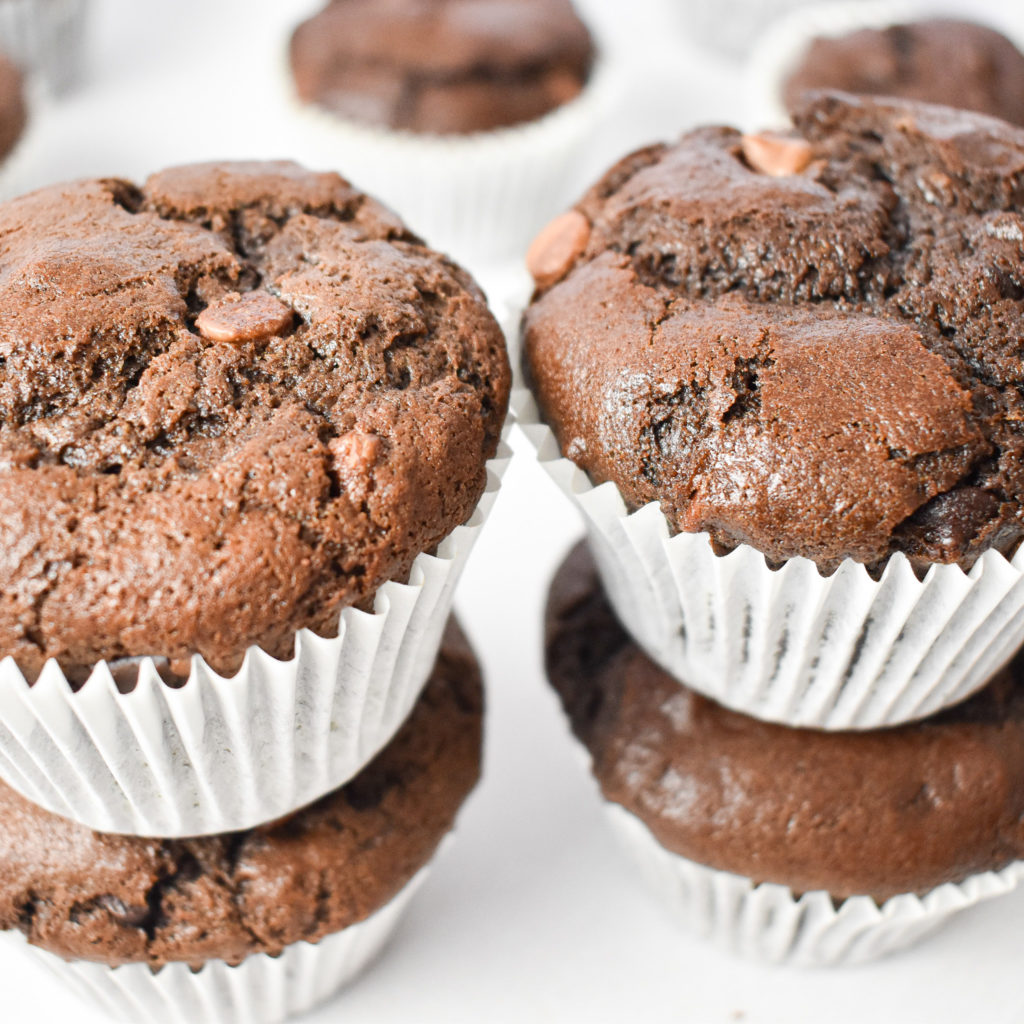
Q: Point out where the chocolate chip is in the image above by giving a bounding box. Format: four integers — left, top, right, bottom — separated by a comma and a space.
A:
195, 291, 295, 344
740, 132, 813, 177
328, 431, 380, 502
526, 210, 591, 289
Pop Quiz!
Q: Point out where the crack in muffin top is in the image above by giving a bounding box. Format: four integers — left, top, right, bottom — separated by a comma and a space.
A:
0, 161, 509, 680
523, 92, 1024, 574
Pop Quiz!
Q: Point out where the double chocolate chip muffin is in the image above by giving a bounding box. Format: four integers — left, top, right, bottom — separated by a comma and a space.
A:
289, 0, 595, 135
783, 19, 1024, 127
546, 543, 1024, 902
0, 160, 509, 681
0, 622, 483, 968
523, 92, 1024, 575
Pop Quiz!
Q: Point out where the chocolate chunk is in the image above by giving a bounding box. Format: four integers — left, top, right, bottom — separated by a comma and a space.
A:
526, 210, 591, 289
740, 131, 813, 176
195, 291, 295, 343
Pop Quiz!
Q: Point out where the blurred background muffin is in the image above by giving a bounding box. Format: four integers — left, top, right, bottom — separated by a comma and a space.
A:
285, 0, 609, 268
783, 17, 1024, 124
0, 50, 25, 161
289, 0, 595, 135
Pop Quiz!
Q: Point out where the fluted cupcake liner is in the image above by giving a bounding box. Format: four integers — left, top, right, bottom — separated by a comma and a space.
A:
677, 0, 856, 59
605, 803, 1024, 966
0, 445, 509, 837
515, 388, 1024, 729
0, 0, 89, 94
746, 0, 934, 130
284, 54, 617, 269
10, 863, 429, 1024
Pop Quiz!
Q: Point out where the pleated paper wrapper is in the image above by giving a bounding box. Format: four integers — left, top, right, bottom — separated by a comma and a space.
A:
0, 446, 509, 838
606, 803, 1024, 967
11, 863, 429, 1024
515, 389, 1024, 729
284, 56, 617, 269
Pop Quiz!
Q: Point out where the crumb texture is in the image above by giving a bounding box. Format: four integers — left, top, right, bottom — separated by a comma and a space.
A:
524, 94, 1024, 572
0, 161, 509, 679
0, 621, 483, 967
289, 0, 594, 134
546, 543, 1024, 901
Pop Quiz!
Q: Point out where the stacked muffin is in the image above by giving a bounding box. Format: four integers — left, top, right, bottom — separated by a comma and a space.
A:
519, 91, 1024, 964
0, 160, 510, 1019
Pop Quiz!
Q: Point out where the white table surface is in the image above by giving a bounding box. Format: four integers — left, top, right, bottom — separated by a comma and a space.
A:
5, 0, 1024, 1021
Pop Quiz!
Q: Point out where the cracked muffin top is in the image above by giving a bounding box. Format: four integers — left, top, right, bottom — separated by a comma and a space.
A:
0, 161, 509, 681
523, 92, 1024, 574
0, 620, 482, 968
289, 0, 594, 135
783, 19, 1024, 128
547, 543, 1024, 901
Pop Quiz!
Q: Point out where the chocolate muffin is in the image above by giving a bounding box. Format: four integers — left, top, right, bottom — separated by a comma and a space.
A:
289, 0, 595, 135
0, 160, 509, 680
523, 92, 1024, 575
0, 51, 25, 161
546, 543, 1024, 901
783, 19, 1024, 127
0, 621, 482, 968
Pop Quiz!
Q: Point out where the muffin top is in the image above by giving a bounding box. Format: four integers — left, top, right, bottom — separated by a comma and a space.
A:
523, 92, 1024, 574
0, 52, 25, 161
546, 543, 1024, 901
783, 19, 1024, 127
289, 0, 594, 134
0, 621, 482, 968
0, 161, 509, 681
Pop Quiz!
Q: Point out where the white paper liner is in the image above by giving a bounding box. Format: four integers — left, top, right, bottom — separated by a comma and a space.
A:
10, 862, 429, 1024
515, 388, 1024, 729
677, 0, 855, 60
0, 445, 509, 837
605, 802, 1024, 966
0, 0, 89, 95
285, 54, 617, 268
746, 0, 939, 131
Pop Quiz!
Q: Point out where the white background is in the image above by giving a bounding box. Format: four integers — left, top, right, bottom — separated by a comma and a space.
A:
5, 0, 1024, 1021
